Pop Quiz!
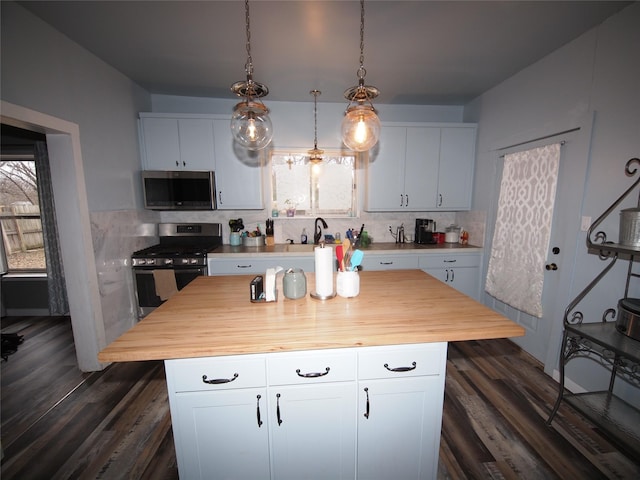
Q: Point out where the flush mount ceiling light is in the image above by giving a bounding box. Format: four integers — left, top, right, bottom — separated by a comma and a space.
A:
308, 89, 324, 164
230, 0, 273, 151
341, 0, 381, 152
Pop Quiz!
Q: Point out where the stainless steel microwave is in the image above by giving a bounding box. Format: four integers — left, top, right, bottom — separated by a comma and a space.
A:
142, 170, 217, 210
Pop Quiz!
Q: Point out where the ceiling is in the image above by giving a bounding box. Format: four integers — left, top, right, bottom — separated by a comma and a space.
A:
18, 1, 632, 105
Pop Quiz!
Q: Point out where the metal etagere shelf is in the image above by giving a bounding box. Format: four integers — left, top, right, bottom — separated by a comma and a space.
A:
547, 157, 640, 459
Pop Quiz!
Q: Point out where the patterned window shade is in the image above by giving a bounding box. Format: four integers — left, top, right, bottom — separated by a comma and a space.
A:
485, 143, 561, 317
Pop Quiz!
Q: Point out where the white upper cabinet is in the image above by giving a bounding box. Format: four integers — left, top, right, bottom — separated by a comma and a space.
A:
436, 126, 476, 210
212, 119, 264, 210
139, 113, 264, 210
365, 123, 476, 212
139, 115, 215, 171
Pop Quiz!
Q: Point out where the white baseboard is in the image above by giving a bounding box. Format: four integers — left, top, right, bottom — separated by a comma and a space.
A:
551, 369, 586, 393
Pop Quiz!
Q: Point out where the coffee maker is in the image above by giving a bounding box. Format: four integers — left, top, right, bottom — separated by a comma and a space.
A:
415, 219, 436, 244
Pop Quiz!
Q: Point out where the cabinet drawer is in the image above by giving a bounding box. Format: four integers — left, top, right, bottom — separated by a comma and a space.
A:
418, 253, 481, 269
166, 356, 266, 392
358, 343, 446, 380
360, 254, 418, 271
268, 350, 357, 385
208, 256, 315, 275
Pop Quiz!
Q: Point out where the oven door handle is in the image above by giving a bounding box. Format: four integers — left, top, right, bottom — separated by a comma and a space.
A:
134, 267, 206, 274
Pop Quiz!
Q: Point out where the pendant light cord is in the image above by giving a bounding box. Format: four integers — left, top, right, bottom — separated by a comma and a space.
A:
358, 0, 366, 81
313, 90, 319, 150
244, 0, 254, 76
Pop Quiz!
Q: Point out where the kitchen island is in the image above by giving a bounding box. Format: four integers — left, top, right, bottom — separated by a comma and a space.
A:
99, 270, 523, 480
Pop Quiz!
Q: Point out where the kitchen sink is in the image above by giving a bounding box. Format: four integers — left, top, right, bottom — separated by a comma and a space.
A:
284, 244, 315, 253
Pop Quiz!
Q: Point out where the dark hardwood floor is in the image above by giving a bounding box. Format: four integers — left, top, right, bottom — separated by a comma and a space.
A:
1, 316, 639, 479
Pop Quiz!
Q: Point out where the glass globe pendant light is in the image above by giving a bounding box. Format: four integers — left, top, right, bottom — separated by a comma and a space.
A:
230, 0, 273, 151
341, 0, 380, 152
308, 90, 324, 164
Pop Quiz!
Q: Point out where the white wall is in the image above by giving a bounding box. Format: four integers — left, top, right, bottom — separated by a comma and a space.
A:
465, 3, 640, 402
1, 2, 154, 370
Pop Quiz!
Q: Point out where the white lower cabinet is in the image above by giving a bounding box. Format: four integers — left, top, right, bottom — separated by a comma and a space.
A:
166, 343, 447, 480
419, 253, 482, 300
269, 383, 356, 480
359, 254, 419, 271
357, 344, 447, 480
171, 388, 271, 480
165, 355, 270, 480
207, 255, 315, 275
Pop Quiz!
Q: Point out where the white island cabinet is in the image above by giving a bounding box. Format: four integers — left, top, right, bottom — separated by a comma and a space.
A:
165, 355, 270, 480
165, 342, 447, 480
99, 273, 523, 480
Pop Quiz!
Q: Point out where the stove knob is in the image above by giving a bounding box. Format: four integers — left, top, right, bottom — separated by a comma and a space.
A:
190, 258, 198, 265
164, 259, 173, 265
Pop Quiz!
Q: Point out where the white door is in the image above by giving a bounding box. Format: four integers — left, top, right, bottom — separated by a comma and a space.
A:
484, 117, 594, 373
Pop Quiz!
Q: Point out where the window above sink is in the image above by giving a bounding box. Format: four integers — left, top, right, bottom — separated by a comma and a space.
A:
270, 149, 358, 218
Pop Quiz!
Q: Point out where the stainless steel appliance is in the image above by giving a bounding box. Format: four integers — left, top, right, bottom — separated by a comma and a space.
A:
415, 219, 436, 244
142, 170, 216, 210
132, 223, 222, 317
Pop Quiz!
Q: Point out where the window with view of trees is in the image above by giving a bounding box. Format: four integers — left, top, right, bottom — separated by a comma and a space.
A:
0, 158, 46, 271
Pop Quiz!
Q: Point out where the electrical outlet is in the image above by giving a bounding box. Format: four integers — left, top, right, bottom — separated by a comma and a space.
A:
581, 216, 592, 232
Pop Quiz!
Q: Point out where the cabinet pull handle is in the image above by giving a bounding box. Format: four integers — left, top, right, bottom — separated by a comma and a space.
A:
451, 269, 455, 282
364, 387, 370, 419
384, 361, 417, 372
276, 393, 283, 425
202, 373, 239, 384
406, 194, 409, 207
445, 269, 449, 282
380, 261, 394, 265
296, 367, 330, 378
219, 191, 223, 205
256, 394, 263, 427
237, 264, 252, 269
438, 193, 443, 206
175, 160, 179, 167
400, 194, 404, 207
443, 259, 457, 263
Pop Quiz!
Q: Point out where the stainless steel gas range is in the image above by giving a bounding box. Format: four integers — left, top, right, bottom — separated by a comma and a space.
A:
132, 223, 222, 318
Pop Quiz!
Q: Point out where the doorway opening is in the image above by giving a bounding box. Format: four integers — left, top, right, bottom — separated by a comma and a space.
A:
1, 123, 69, 319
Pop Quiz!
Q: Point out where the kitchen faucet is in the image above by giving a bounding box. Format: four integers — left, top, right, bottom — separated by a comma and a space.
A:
314, 217, 328, 245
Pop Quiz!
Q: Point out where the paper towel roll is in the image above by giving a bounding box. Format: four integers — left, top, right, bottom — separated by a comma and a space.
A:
314, 245, 334, 297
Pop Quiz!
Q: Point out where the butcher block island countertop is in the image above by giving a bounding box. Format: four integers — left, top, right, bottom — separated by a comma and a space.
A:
99, 270, 524, 363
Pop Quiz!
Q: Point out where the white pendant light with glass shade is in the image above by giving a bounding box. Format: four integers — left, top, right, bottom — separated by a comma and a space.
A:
341, 0, 381, 152
230, 0, 273, 151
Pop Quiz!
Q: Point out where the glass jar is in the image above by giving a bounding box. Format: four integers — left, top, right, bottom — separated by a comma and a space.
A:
445, 225, 461, 243
283, 268, 307, 300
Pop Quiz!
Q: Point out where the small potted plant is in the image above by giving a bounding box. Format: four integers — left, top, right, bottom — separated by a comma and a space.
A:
285, 199, 297, 217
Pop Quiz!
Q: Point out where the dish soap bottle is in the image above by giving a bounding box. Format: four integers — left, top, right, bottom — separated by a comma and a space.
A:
301, 228, 308, 244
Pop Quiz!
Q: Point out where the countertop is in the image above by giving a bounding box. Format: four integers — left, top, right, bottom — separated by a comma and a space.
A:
98, 270, 523, 363
208, 242, 482, 257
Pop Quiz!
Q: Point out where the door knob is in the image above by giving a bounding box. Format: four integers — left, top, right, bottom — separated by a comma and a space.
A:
545, 263, 558, 271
